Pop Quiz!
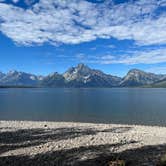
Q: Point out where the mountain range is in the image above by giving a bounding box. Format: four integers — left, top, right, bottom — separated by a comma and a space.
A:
0, 64, 165, 88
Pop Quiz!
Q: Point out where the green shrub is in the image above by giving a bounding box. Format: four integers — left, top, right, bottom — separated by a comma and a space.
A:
159, 154, 166, 166
108, 160, 125, 166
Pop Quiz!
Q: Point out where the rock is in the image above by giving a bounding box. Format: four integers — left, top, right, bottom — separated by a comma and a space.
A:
108, 160, 126, 166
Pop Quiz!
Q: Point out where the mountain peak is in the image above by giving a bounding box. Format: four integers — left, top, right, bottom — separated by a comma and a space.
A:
128, 69, 144, 74
120, 68, 163, 87
77, 63, 89, 70
0, 71, 4, 75
63, 63, 121, 87
0, 70, 39, 86
8, 70, 18, 75
0, 66, 166, 88
0, 71, 5, 79
63, 63, 91, 82
48, 72, 60, 77
77, 63, 85, 67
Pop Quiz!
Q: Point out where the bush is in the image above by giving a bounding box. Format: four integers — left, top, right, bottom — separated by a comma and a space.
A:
159, 154, 166, 166
108, 160, 125, 166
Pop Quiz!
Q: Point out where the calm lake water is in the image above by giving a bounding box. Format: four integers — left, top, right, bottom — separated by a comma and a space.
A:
0, 88, 166, 126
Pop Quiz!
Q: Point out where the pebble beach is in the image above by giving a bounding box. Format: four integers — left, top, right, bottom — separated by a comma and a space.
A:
0, 121, 166, 166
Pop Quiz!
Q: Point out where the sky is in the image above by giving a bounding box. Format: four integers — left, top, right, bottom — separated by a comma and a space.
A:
0, 0, 166, 77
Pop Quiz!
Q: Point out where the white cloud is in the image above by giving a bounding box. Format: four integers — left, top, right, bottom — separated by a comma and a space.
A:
98, 48, 166, 65
146, 66, 166, 74
12, 0, 19, 3
0, 0, 20, 3
0, 0, 165, 46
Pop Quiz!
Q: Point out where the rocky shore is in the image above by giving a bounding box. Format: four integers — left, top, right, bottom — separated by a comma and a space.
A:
0, 121, 166, 166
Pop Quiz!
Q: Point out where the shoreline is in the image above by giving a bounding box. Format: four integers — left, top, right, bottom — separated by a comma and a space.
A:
0, 120, 166, 165
1, 119, 166, 128
1, 119, 166, 126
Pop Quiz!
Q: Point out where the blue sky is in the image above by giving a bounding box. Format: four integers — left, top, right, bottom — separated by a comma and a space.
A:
0, 0, 166, 77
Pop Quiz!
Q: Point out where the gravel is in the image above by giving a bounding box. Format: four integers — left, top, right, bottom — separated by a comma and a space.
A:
0, 121, 166, 165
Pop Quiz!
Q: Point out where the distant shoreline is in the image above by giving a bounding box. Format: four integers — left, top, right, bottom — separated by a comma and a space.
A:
0, 86, 37, 88
0, 86, 166, 88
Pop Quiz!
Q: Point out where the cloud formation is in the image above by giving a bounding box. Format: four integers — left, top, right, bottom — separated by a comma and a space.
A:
96, 47, 166, 65
146, 66, 166, 74
0, 0, 165, 46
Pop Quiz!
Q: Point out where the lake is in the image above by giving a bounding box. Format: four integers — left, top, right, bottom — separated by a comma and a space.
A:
0, 88, 166, 126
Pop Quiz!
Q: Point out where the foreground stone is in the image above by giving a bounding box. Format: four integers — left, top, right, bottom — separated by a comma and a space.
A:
0, 121, 166, 166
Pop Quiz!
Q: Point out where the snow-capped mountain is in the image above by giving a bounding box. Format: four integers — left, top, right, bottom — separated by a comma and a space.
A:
120, 69, 164, 87
63, 63, 122, 87
0, 65, 165, 88
0, 72, 5, 79
0, 70, 40, 86
41, 72, 65, 87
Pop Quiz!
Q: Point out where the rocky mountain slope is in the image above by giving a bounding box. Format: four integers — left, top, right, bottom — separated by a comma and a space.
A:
120, 69, 164, 87
0, 72, 5, 79
0, 65, 165, 87
149, 77, 166, 88
63, 64, 121, 87
41, 72, 65, 87
0, 70, 41, 86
